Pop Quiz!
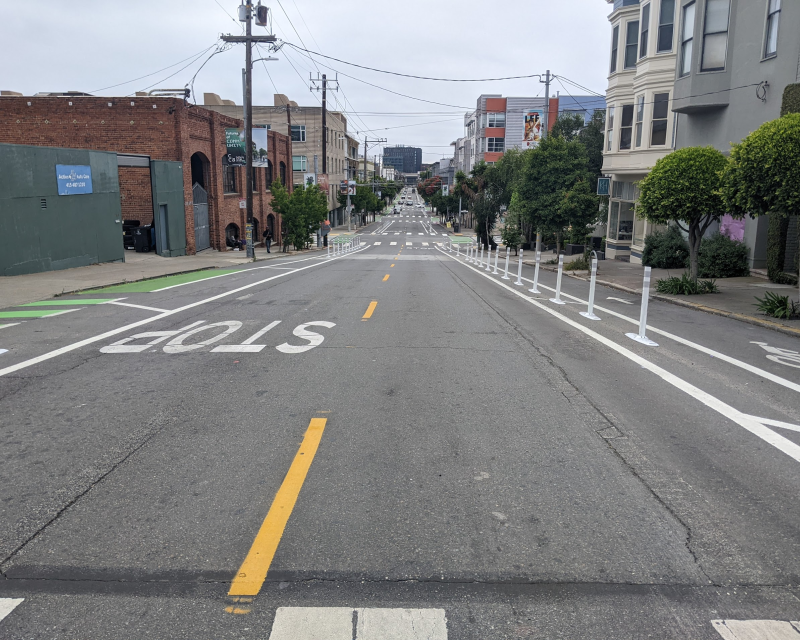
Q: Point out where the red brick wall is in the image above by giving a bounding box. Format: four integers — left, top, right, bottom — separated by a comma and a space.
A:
118, 167, 153, 225
0, 96, 292, 254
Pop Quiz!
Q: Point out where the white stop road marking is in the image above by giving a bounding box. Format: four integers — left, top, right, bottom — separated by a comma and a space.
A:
268, 607, 447, 640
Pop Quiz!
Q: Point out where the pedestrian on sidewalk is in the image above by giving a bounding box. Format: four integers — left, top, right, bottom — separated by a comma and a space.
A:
262, 226, 273, 253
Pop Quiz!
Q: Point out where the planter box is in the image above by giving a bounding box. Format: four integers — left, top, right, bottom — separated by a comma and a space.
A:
564, 244, 585, 256
521, 242, 532, 251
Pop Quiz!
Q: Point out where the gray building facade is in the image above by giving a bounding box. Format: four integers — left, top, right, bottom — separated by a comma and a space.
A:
383, 146, 422, 173
673, 0, 800, 268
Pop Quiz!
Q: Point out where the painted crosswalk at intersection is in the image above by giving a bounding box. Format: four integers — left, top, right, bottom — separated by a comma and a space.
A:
0, 599, 24, 624
268, 607, 447, 640
712, 620, 800, 639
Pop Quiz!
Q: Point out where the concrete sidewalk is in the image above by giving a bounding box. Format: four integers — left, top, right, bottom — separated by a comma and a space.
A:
0, 245, 323, 308
530, 255, 800, 336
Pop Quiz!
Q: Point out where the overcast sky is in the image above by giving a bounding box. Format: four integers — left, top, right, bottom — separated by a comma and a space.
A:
2, 0, 611, 162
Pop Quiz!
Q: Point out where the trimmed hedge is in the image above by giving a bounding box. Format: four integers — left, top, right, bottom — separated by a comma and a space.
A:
642, 227, 690, 269
697, 233, 750, 278
643, 227, 750, 277
781, 83, 800, 117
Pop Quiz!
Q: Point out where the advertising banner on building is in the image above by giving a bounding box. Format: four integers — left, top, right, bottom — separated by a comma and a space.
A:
442, 184, 449, 196
56, 165, 93, 195
316, 173, 329, 193
303, 173, 316, 187
252, 127, 269, 168
225, 128, 269, 167
523, 110, 543, 148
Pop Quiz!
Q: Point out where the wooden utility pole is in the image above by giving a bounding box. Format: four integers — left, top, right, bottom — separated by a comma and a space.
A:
221, 9, 276, 259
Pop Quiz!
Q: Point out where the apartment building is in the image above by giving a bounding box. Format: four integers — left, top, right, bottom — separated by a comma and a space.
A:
602, 0, 679, 261
673, 0, 799, 269
383, 146, 422, 173
204, 93, 353, 223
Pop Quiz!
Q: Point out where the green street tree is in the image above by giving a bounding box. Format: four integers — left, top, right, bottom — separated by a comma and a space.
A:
721, 113, 800, 282
637, 146, 729, 281
271, 181, 328, 250
501, 208, 523, 255
510, 135, 599, 252
550, 113, 585, 142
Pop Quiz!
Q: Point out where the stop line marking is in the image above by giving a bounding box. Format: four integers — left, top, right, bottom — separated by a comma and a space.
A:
268, 607, 447, 640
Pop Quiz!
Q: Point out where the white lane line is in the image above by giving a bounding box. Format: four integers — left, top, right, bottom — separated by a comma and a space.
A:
437, 247, 800, 465
40, 309, 79, 318
0, 323, 22, 330
108, 302, 169, 313
608, 297, 634, 304
268, 607, 447, 640
744, 415, 800, 433
0, 598, 24, 623
506, 267, 800, 395
0, 245, 371, 378
712, 619, 800, 639
423, 242, 429, 246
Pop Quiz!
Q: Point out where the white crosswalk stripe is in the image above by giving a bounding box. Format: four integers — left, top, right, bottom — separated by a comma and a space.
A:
390, 242, 397, 246
406, 242, 412, 245
712, 620, 800, 639
268, 607, 447, 640
373, 242, 381, 245
423, 242, 429, 246
0, 599, 23, 624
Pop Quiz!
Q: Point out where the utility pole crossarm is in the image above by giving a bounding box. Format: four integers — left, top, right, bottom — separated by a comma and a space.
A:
221, 35, 277, 43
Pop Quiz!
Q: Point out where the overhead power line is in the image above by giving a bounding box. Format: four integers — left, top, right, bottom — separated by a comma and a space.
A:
285, 43, 543, 82
91, 43, 218, 93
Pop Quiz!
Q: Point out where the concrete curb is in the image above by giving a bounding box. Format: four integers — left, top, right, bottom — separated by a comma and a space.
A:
54, 247, 324, 298
541, 268, 800, 339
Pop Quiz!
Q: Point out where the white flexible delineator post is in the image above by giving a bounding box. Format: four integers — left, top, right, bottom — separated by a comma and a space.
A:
549, 254, 566, 304
580, 257, 601, 320
479, 246, 484, 267
514, 249, 524, 286
456, 244, 460, 256
502, 247, 510, 280
485, 246, 492, 272
627, 266, 659, 346
493, 245, 499, 274
529, 251, 541, 294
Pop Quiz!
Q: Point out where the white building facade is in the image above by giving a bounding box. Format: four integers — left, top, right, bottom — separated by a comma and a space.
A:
602, 0, 679, 262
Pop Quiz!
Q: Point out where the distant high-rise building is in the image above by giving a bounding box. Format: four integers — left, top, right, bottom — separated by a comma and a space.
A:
383, 146, 422, 173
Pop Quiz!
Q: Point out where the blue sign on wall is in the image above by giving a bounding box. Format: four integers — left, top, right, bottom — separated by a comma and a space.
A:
597, 177, 611, 196
56, 165, 93, 195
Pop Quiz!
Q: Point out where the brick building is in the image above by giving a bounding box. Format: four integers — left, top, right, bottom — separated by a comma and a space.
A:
0, 94, 292, 254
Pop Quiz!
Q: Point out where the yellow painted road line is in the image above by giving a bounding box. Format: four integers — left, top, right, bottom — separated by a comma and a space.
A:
228, 418, 328, 597
362, 301, 378, 320
391, 264, 395, 267
382, 275, 390, 282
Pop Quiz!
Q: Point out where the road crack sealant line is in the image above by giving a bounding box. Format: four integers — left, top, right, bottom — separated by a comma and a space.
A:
0, 411, 173, 574
441, 256, 715, 585
503, 262, 800, 396
436, 247, 800, 466
0, 246, 371, 379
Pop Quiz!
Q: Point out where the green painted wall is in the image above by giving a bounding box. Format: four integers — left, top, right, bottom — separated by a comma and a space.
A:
150, 160, 186, 257
0, 143, 124, 276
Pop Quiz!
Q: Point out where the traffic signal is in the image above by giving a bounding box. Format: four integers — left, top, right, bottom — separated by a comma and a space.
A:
255, 4, 268, 26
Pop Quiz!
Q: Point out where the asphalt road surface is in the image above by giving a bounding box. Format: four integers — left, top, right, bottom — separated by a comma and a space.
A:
1, 214, 800, 639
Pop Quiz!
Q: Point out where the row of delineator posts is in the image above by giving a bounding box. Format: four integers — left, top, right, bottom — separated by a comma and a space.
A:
450, 242, 658, 347
326, 236, 361, 258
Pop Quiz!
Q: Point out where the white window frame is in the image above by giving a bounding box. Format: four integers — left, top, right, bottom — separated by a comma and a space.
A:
291, 124, 306, 142
635, 96, 645, 148
610, 24, 620, 73
640, 3, 651, 59
292, 155, 307, 172
606, 106, 615, 151
486, 138, 504, 153
487, 112, 506, 128
700, 0, 730, 72
679, 1, 696, 77
763, 0, 781, 59
624, 20, 640, 69
657, 0, 676, 53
